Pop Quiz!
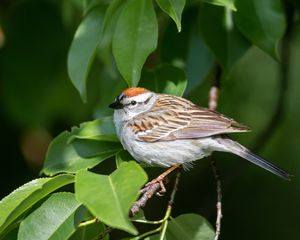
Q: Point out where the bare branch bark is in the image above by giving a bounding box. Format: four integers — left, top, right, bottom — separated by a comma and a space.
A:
209, 63, 223, 240
130, 166, 181, 217
130, 181, 162, 216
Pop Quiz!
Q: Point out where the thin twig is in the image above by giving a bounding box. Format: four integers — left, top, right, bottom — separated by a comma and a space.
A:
209, 64, 221, 110
252, 0, 294, 153
209, 63, 223, 240
210, 157, 222, 240
168, 170, 181, 206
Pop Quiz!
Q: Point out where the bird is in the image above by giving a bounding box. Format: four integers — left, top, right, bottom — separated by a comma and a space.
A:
109, 87, 291, 182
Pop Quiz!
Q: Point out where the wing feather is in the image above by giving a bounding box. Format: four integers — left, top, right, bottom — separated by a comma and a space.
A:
126, 94, 250, 142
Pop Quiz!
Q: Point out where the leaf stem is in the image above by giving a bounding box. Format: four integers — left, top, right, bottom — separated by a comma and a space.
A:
78, 218, 98, 227
159, 219, 169, 240
132, 227, 162, 240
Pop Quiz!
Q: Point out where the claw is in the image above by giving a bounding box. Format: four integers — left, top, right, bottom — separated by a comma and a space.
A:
140, 164, 180, 195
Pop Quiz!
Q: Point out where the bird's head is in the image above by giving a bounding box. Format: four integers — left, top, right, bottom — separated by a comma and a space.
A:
109, 88, 157, 121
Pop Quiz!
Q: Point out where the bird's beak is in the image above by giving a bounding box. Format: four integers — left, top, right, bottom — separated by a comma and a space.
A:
109, 99, 123, 109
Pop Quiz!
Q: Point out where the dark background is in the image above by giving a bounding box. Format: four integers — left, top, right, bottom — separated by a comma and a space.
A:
0, 0, 299, 239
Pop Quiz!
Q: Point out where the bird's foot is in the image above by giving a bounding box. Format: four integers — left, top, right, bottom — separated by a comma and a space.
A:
140, 164, 180, 196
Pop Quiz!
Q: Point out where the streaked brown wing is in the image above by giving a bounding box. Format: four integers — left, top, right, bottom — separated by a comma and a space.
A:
127, 94, 250, 142
169, 107, 250, 140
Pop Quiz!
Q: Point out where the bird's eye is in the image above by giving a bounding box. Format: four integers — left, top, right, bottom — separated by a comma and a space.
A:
131, 100, 137, 106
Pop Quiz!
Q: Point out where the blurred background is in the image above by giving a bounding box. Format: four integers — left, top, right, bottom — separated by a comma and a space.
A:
0, 0, 299, 239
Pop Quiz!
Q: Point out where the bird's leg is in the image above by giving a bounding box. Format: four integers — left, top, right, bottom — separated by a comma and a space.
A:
140, 164, 180, 195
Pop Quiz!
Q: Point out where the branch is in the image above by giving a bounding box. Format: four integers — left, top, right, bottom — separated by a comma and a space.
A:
252, 0, 294, 152
130, 181, 162, 216
209, 63, 223, 240
129, 170, 181, 239
209, 64, 221, 110
130, 166, 181, 217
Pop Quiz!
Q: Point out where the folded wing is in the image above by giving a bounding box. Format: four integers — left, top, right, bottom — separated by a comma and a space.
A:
127, 94, 250, 142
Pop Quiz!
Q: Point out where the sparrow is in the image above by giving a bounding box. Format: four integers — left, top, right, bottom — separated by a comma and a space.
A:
109, 87, 291, 180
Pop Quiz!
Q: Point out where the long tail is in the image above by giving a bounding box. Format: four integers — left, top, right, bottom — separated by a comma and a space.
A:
217, 137, 292, 180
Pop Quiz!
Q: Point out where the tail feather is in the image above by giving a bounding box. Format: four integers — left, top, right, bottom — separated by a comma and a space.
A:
217, 137, 292, 180
237, 149, 291, 180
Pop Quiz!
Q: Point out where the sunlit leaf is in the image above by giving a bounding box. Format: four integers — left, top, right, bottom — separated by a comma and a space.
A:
112, 0, 158, 87
70, 116, 118, 142
42, 119, 122, 176
115, 150, 134, 168
75, 162, 148, 235
0, 175, 74, 236
18, 193, 83, 240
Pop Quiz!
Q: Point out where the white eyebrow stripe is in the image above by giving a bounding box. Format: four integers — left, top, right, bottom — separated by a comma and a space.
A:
118, 93, 125, 101
125, 92, 153, 103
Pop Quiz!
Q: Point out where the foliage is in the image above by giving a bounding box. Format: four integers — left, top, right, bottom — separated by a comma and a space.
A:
0, 0, 297, 239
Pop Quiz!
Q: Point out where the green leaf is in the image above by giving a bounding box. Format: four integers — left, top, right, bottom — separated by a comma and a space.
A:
156, 0, 186, 32
1, 226, 18, 240
140, 64, 187, 97
150, 214, 215, 240
83, 0, 105, 15
115, 150, 150, 169
0, 175, 74, 236
18, 193, 83, 240
112, 0, 158, 87
98, 0, 128, 65
102, 0, 127, 45
186, 28, 214, 94
234, 0, 285, 59
70, 221, 108, 240
200, 0, 236, 11
160, 11, 190, 63
42, 119, 122, 176
67, 5, 106, 102
131, 209, 146, 222
166, 214, 215, 239
115, 150, 134, 168
70, 116, 118, 142
198, 4, 250, 72
75, 162, 148, 235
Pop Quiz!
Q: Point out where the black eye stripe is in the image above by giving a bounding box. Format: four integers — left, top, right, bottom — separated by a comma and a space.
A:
144, 96, 151, 104
124, 101, 140, 107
